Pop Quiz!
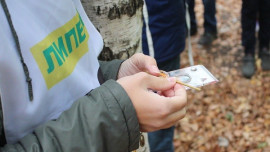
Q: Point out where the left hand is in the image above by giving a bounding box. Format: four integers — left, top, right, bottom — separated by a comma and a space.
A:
117, 53, 160, 79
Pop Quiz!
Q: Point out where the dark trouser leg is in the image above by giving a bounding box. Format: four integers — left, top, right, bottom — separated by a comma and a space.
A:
148, 127, 175, 152
187, 0, 197, 30
202, 0, 217, 34
258, 0, 270, 70
157, 55, 180, 72
241, 0, 259, 78
258, 0, 270, 51
241, 0, 258, 55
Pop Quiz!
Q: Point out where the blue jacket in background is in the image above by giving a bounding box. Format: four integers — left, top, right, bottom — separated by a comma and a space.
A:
142, 0, 186, 63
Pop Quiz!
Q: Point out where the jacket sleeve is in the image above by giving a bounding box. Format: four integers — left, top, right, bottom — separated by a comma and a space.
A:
99, 59, 124, 81
0, 80, 140, 152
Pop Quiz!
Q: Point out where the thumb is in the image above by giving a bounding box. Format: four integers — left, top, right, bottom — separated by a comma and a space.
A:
131, 53, 160, 76
145, 65, 160, 76
145, 75, 177, 91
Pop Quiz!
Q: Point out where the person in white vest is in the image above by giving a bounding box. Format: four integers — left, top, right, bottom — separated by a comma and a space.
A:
0, 0, 187, 151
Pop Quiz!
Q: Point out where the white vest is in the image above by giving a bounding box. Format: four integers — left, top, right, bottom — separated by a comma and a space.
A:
0, 0, 103, 143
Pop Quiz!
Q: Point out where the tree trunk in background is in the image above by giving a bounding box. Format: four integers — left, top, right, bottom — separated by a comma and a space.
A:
81, 0, 144, 61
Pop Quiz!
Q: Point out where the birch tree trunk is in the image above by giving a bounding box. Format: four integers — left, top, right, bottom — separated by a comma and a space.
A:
81, 0, 144, 60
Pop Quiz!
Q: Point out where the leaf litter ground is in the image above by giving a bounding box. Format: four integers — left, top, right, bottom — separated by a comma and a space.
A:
173, 0, 270, 152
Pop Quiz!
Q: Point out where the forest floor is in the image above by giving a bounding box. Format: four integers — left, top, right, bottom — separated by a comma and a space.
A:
173, 0, 270, 152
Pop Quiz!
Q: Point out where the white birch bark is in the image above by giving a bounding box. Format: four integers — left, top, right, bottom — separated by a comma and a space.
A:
81, 0, 143, 60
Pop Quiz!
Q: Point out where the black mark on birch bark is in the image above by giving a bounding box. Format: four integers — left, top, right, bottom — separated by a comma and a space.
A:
107, 0, 144, 20
98, 39, 141, 61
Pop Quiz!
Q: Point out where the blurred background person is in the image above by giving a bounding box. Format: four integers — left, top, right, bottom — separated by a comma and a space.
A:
187, 0, 217, 47
241, 0, 270, 78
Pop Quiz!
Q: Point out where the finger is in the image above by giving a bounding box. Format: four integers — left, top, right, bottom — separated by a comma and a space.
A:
162, 107, 186, 129
142, 74, 177, 91
164, 84, 187, 113
141, 107, 186, 132
161, 89, 175, 97
157, 86, 179, 97
174, 83, 186, 96
140, 125, 158, 132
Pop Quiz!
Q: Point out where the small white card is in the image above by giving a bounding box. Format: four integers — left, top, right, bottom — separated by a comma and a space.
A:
161, 65, 218, 90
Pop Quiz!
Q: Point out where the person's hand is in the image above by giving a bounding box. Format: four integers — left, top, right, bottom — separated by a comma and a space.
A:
117, 72, 187, 132
117, 53, 160, 79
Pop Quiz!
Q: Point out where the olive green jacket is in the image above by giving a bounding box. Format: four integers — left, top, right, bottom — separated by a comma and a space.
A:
0, 60, 140, 152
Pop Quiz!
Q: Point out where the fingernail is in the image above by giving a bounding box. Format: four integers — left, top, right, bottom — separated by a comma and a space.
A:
167, 77, 176, 82
151, 65, 160, 73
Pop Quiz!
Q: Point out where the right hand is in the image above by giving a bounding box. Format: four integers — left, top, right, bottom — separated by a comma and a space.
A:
117, 72, 187, 132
